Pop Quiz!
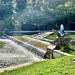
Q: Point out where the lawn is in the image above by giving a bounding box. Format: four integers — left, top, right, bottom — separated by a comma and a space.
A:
0, 35, 75, 75
0, 55, 75, 75
59, 45, 75, 55
44, 34, 75, 41
0, 41, 5, 49
15, 36, 49, 49
15, 36, 29, 42
44, 34, 75, 55
69, 34, 75, 40
44, 35, 57, 41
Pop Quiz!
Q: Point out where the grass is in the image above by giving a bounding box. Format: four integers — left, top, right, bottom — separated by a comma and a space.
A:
44, 34, 75, 41
0, 55, 75, 75
15, 36, 29, 42
15, 35, 75, 54
0, 34, 75, 75
0, 41, 5, 49
44, 35, 57, 40
15, 36, 49, 49
44, 34, 75, 55
28, 40, 49, 49
69, 34, 75, 40
59, 45, 75, 55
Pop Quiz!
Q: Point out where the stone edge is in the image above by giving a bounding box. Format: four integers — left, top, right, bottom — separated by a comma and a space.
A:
0, 59, 45, 73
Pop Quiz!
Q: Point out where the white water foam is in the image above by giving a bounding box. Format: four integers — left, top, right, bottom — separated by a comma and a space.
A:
0, 39, 42, 68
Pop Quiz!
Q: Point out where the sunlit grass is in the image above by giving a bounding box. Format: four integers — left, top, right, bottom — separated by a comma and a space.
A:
0, 41, 5, 49
44, 34, 75, 41
44, 34, 75, 54
69, 35, 75, 40
28, 40, 49, 49
59, 34, 75, 55
15, 36, 29, 42
59, 45, 75, 55
15, 36, 49, 49
44, 35, 57, 40
0, 55, 75, 75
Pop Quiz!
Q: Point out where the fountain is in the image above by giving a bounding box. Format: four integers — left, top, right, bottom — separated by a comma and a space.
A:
0, 29, 48, 68
45, 24, 72, 59
0, 39, 44, 68
58, 24, 65, 37
55, 24, 72, 47
52, 24, 72, 47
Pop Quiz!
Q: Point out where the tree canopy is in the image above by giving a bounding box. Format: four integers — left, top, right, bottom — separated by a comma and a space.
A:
0, 0, 75, 30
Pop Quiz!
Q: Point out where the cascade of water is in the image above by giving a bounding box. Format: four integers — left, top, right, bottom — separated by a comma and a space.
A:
0, 39, 42, 68
9, 36, 46, 57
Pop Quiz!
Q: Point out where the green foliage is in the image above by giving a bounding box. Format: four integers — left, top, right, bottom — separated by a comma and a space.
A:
16, 0, 75, 30
0, 0, 75, 30
44, 34, 75, 54
16, 0, 26, 11
0, 0, 14, 30
60, 45, 75, 55
0, 56, 75, 75
0, 41, 5, 49
0, 1, 13, 20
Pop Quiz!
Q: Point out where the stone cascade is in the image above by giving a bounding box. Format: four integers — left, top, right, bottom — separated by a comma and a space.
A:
7, 35, 46, 58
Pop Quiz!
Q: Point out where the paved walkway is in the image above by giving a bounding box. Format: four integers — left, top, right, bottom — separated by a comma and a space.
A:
26, 32, 53, 39
24, 32, 53, 43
